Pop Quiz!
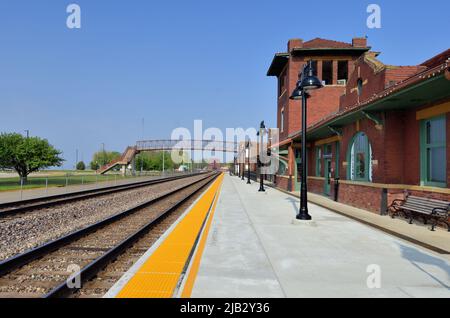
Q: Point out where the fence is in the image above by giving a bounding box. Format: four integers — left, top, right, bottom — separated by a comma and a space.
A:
0, 170, 181, 202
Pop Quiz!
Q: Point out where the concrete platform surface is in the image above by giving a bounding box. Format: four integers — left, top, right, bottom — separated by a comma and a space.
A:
190, 175, 450, 298
279, 188, 450, 254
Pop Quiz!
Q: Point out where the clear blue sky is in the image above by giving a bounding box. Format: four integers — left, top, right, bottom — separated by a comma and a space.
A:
0, 0, 448, 168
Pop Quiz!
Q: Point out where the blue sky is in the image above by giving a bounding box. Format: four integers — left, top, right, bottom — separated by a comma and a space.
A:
0, 0, 448, 168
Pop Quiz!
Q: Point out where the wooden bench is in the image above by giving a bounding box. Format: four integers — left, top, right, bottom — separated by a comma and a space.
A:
388, 195, 450, 231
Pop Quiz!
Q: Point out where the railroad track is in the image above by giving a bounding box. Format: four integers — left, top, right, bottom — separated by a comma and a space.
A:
0, 172, 219, 298
0, 173, 204, 218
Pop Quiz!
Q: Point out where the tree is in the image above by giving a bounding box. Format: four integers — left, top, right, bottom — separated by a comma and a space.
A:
76, 161, 86, 171
92, 150, 121, 166
0, 133, 64, 181
135, 151, 174, 171
90, 161, 100, 170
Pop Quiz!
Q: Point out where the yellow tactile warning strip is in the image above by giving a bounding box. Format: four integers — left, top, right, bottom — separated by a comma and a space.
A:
116, 173, 224, 298
180, 178, 223, 298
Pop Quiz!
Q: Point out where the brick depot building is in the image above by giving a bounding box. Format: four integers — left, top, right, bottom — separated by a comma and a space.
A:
267, 38, 450, 214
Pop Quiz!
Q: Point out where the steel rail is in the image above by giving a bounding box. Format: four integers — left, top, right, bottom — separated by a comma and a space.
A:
0, 172, 217, 278
45, 172, 220, 298
0, 173, 205, 218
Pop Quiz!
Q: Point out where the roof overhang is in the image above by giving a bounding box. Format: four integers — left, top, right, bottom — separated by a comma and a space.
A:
267, 53, 289, 77
291, 47, 371, 56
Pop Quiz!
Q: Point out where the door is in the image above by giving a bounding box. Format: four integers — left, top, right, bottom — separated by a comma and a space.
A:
324, 158, 332, 196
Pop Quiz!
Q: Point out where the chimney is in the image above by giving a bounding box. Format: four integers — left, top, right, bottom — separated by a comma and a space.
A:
288, 38, 303, 52
352, 37, 367, 48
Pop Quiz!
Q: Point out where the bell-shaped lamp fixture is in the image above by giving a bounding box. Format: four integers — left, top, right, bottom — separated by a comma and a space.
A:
289, 82, 303, 100
300, 61, 323, 91
289, 61, 323, 100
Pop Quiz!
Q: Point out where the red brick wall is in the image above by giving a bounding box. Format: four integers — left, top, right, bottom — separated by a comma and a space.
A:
340, 56, 386, 111
277, 68, 290, 141
383, 111, 406, 184
286, 56, 303, 137
282, 56, 355, 140
402, 110, 421, 185
338, 183, 383, 213
308, 178, 324, 194
276, 176, 291, 192
306, 86, 344, 126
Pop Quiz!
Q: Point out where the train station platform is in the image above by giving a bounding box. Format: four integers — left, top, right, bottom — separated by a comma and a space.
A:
106, 174, 450, 298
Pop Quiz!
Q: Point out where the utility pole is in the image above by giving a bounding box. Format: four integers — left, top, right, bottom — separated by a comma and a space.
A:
162, 146, 165, 175
75, 149, 79, 169
141, 118, 145, 174
102, 143, 106, 166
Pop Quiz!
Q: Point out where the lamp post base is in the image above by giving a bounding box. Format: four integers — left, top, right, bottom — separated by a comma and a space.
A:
296, 214, 312, 221
296, 208, 312, 220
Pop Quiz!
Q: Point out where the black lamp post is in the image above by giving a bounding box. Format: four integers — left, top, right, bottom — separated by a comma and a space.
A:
258, 121, 266, 192
290, 61, 323, 220
241, 146, 245, 180
246, 141, 251, 184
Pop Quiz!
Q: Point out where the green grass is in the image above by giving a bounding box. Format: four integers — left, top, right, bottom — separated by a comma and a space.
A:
0, 173, 157, 192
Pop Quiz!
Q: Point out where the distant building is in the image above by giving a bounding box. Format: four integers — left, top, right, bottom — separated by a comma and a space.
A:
267, 37, 450, 214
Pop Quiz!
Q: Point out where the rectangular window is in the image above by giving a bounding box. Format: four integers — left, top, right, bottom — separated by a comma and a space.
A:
420, 116, 447, 187
338, 61, 348, 83
322, 61, 333, 85
315, 147, 322, 177
324, 144, 332, 158
280, 109, 285, 132
310, 60, 318, 76
278, 71, 286, 97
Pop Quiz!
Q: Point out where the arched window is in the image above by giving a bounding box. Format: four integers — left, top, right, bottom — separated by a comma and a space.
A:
357, 78, 363, 96
348, 132, 373, 181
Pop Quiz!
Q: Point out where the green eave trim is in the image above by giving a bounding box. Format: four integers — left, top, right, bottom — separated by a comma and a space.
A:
307, 73, 450, 141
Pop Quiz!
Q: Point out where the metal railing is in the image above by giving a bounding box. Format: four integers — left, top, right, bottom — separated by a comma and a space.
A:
136, 139, 239, 153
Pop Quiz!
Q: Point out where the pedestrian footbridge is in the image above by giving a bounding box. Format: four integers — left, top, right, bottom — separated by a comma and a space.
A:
98, 140, 239, 174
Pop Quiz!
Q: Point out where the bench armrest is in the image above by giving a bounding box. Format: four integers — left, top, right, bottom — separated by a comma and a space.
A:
389, 199, 405, 208
432, 207, 449, 218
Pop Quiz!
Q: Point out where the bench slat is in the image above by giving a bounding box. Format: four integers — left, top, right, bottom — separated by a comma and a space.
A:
403, 204, 432, 211
407, 196, 450, 207
407, 200, 449, 209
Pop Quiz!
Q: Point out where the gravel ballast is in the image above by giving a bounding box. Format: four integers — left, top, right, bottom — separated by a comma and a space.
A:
0, 174, 208, 261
